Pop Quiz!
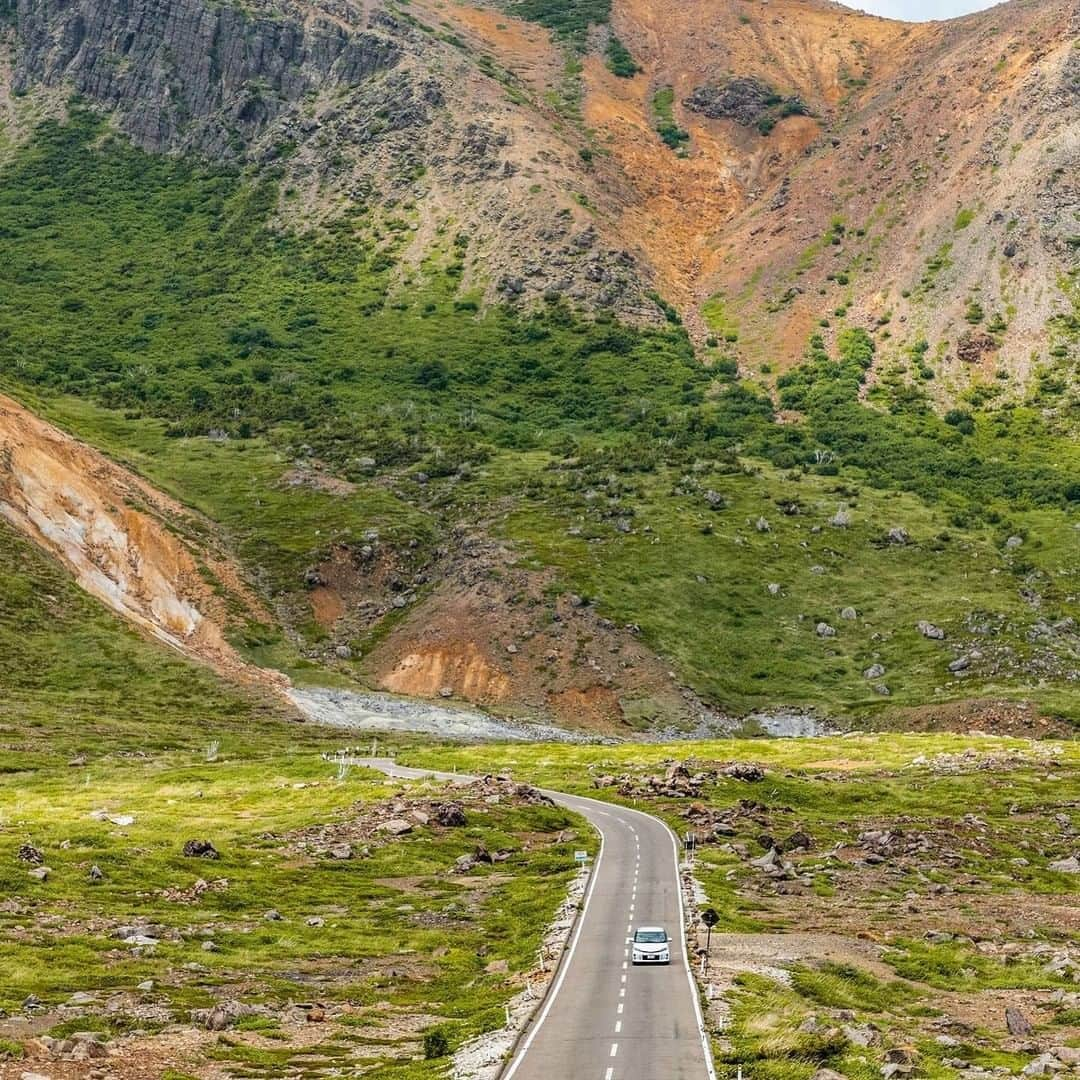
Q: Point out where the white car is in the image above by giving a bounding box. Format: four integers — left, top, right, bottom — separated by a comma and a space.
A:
631, 926, 671, 965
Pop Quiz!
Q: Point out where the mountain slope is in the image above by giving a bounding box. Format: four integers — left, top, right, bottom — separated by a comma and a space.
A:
0, 0, 1077, 731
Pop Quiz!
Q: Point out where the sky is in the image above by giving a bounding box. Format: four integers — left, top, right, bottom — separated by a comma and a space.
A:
845, 0, 998, 19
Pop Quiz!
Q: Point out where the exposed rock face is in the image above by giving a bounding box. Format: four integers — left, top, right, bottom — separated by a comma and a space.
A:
4, 0, 659, 321
684, 77, 777, 126
12, 0, 402, 156
683, 76, 805, 129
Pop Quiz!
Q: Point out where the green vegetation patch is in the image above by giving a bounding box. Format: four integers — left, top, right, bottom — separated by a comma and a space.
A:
653, 87, 690, 151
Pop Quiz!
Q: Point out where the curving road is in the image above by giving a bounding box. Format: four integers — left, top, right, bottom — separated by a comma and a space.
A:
358, 759, 715, 1080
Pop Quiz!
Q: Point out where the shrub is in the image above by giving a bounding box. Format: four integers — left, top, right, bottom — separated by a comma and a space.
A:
423, 1028, 450, 1059
605, 36, 640, 77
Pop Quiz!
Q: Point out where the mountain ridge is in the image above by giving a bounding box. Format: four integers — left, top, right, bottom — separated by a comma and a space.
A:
0, 0, 1077, 732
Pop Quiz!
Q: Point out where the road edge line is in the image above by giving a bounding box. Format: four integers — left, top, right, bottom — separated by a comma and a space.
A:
500, 821, 606, 1079
587, 795, 719, 1080
662, 815, 719, 1080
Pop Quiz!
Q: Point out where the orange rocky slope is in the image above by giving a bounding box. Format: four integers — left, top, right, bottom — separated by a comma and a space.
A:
0, 395, 285, 692
438, 0, 1077, 383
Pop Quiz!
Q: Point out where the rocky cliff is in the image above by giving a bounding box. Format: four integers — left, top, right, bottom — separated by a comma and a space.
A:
3, 0, 661, 320
13, 0, 401, 156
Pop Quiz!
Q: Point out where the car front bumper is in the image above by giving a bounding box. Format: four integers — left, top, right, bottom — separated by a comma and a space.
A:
632, 951, 670, 964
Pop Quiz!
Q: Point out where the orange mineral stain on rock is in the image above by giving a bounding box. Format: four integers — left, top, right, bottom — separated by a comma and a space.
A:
0, 394, 286, 692
380, 642, 512, 703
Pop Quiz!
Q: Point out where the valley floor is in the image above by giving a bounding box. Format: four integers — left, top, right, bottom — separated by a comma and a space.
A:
2, 728, 1076, 1079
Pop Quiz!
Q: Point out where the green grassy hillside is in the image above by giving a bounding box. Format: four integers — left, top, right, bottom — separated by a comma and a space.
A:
1, 109, 1077, 725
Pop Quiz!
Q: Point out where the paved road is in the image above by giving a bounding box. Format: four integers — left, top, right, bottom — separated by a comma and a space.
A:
357, 759, 714, 1080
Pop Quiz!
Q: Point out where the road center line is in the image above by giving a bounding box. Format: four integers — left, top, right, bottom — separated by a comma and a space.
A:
615, 1020, 622, 1033
610, 1043, 618, 1057
605, 1069, 614, 1080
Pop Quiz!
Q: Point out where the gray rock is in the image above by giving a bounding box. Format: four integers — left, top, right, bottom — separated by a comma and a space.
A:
916, 620, 946, 640
816, 622, 837, 638
767, 583, 782, 595
182, 839, 219, 859
840, 606, 857, 620
1022, 1053, 1064, 1076
334, 645, 353, 660
887, 527, 910, 545
1005, 535, 1024, 550
1006, 1007, 1034, 1036
1048, 855, 1080, 873
18, 843, 44, 865
863, 663, 886, 679
377, 818, 413, 836
948, 657, 970, 673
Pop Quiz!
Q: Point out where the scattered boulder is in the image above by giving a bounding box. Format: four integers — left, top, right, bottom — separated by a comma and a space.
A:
1048, 855, 1080, 873
887, 527, 910, 545
182, 839, 219, 860
767, 582, 782, 595
840, 607, 857, 620
816, 622, 837, 638
17, 844, 44, 865
916, 621, 946, 640
723, 762, 766, 782
27, 866, 51, 881
377, 818, 414, 836
956, 329, 997, 364
192, 1000, 268, 1031
1006, 1007, 1034, 1037
1023, 1053, 1065, 1076
863, 663, 886, 680
327, 843, 353, 860
41, 1032, 108, 1061
434, 802, 468, 827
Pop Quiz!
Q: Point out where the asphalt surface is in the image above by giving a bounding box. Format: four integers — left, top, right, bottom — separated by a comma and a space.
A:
357, 758, 714, 1080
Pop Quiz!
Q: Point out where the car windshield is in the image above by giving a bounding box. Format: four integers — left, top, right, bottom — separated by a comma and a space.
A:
635, 930, 666, 943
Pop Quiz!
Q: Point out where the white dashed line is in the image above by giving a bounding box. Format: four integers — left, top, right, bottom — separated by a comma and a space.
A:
605, 1069, 614, 1080
610, 1043, 618, 1057
617, 1003, 624, 1015
615, 1021, 622, 1034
